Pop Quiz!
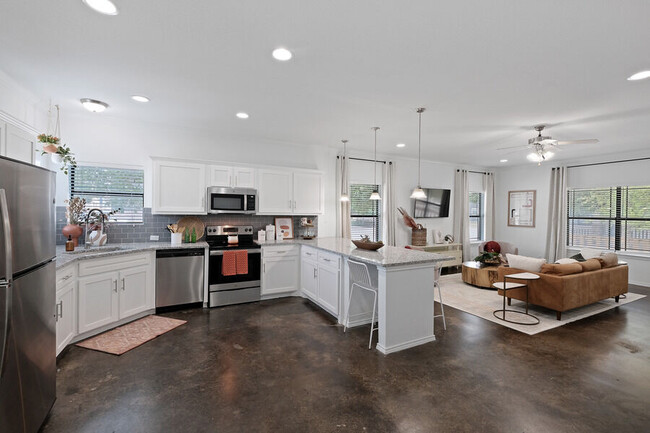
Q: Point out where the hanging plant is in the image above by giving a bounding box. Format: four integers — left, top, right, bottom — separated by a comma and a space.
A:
38, 105, 77, 175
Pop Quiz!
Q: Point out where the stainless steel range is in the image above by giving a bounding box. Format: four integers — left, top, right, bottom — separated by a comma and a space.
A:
206, 225, 261, 307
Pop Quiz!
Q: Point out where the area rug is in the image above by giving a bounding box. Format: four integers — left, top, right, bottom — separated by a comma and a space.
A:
437, 274, 645, 335
76, 315, 187, 355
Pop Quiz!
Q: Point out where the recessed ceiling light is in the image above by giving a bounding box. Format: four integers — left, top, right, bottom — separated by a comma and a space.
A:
500, 159, 508, 163
131, 95, 150, 103
80, 98, 109, 113
272, 48, 292, 61
82, 0, 118, 15
236, 112, 249, 119
396, 143, 406, 148
627, 70, 650, 81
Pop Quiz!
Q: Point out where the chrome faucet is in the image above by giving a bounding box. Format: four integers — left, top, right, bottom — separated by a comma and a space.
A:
84, 208, 106, 249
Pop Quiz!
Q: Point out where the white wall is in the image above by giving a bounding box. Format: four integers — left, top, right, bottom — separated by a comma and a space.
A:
0, 70, 47, 130
494, 155, 650, 287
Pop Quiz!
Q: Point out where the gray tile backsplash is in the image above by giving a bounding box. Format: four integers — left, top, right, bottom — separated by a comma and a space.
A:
56, 207, 318, 245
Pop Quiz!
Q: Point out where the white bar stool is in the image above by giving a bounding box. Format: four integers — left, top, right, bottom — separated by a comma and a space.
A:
344, 260, 379, 349
434, 265, 446, 330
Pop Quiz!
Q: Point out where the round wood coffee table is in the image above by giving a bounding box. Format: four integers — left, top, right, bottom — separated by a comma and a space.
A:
461, 261, 500, 289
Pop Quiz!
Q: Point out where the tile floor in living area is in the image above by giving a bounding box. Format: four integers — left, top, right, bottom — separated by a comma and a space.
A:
42, 285, 650, 433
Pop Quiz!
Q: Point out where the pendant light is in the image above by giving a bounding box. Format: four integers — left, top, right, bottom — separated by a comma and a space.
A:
340, 139, 350, 202
369, 127, 381, 201
410, 107, 427, 199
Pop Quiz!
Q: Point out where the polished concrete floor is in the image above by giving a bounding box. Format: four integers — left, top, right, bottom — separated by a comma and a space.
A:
42, 285, 650, 433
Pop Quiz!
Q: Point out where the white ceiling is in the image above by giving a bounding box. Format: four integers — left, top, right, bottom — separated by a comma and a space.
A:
1, 0, 649, 166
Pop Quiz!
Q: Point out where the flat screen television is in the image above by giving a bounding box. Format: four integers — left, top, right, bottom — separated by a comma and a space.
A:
413, 188, 451, 218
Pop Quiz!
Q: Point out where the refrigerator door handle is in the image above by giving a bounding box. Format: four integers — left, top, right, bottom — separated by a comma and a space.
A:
0, 188, 13, 378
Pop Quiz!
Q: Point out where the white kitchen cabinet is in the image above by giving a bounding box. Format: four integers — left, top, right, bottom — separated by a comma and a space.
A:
152, 159, 206, 214
208, 165, 256, 188
118, 265, 150, 318
261, 245, 300, 296
55, 278, 76, 356
258, 169, 293, 214
300, 257, 318, 301
300, 247, 341, 317
293, 171, 323, 214
317, 262, 340, 316
2, 123, 35, 164
78, 272, 120, 334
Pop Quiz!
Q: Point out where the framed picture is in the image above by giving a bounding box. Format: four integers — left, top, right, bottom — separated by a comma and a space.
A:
275, 217, 294, 240
508, 190, 536, 227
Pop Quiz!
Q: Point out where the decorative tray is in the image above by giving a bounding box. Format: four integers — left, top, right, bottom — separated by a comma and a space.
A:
176, 216, 205, 240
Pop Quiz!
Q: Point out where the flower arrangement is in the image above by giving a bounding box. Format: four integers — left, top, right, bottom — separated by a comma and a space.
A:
64, 197, 87, 225
37, 134, 60, 144
473, 251, 502, 265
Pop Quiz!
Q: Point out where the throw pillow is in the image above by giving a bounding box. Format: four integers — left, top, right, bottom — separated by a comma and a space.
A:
579, 258, 602, 272
569, 253, 586, 262
580, 248, 603, 260
505, 254, 547, 273
484, 241, 501, 253
599, 252, 619, 268
555, 258, 579, 264
540, 263, 583, 276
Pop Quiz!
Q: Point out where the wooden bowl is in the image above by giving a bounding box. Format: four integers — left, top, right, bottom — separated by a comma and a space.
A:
352, 240, 384, 251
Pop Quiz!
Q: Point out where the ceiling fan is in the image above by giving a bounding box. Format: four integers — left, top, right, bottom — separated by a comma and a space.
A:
498, 125, 599, 165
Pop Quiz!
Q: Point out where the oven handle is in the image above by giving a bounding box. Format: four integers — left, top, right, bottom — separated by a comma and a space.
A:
210, 250, 261, 256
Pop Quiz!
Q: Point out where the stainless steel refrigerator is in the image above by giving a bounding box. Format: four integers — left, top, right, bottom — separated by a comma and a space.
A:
0, 156, 56, 433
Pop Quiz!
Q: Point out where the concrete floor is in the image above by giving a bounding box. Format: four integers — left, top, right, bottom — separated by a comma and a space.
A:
42, 285, 650, 433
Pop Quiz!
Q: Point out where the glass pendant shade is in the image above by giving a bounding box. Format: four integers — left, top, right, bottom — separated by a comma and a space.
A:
410, 187, 427, 199
369, 190, 381, 201
340, 194, 350, 202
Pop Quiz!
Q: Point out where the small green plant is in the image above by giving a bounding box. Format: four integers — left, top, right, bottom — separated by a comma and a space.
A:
41, 142, 77, 175
474, 251, 501, 265
37, 133, 60, 144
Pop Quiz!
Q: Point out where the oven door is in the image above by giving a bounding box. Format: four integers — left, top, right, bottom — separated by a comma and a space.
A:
209, 249, 261, 290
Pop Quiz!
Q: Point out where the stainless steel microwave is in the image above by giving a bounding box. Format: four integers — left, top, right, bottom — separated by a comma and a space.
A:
207, 186, 257, 214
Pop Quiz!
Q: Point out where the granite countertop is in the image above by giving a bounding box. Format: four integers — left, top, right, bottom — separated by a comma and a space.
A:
55, 242, 209, 269
257, 237, 451, 268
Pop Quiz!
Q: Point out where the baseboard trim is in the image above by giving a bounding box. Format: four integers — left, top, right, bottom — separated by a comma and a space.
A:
376, 335, 436, 355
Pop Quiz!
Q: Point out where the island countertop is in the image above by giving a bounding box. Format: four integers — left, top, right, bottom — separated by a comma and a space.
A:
55, 242, 209, 270
257, 237, 451, 267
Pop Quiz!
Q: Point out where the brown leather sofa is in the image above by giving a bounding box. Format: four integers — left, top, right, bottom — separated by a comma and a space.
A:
496, 263, 628, 320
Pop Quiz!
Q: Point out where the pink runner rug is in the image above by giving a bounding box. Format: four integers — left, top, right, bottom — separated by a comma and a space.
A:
76, 315, 187, 355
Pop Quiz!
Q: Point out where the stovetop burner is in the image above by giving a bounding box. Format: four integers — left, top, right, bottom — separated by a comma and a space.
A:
206, 225, 260, 250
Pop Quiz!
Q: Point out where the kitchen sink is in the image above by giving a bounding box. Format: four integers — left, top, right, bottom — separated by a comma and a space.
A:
64, 246, 126, 255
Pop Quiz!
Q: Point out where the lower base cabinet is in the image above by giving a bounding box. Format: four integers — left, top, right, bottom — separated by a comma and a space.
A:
78, 272, 120, 334
55, 279, 76, 355
261, 246, 300, 296
317, 264, 339, 315
300, 247, 340, 317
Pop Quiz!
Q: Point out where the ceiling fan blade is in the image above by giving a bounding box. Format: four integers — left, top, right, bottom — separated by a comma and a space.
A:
496, 144, 528, 151
555, 139, 600, 145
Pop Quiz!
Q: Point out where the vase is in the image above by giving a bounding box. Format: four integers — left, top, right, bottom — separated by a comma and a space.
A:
42, 143, 58, 154
62, 224, 83, 247
51, 153, 63, 164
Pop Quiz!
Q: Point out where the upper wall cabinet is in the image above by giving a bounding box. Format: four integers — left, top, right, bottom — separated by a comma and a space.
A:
152, 159, 206, 214
257, 169, 323, 215
1, 122, 36, 164
208, 165, 256, 188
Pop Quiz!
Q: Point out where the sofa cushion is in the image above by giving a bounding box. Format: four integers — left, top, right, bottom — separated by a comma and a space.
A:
579, 258, 602, 272
541, 263, 583, 276
555, 258, 579, 264
598, 252, 619, 268
580, 248, 603, 259
506, 254, 546, 273
569, 253, 586, 262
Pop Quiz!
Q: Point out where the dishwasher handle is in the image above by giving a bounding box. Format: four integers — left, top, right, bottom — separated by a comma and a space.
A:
156, 248, 205, 259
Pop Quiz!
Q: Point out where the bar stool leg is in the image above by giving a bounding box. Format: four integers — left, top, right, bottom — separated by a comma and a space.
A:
436, 282, 446, 330
344, 283, 356, 333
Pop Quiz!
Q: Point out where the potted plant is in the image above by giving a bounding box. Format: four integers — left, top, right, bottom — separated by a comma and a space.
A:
473, 251, 502, 266
62, 197, 86, 246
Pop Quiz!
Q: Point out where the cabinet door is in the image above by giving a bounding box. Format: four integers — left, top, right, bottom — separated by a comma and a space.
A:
208, 165, 233, 187
257, 169, 293, 214
317, 265, 340, 316
153, 159, 206, 214
78, 272, 119, 333
293, 172, 323, 214
4, 124, 35, 164
55, 280, 76, 356
262, 256, 299, 295
233, 167, 256, 188
300, 259, 318, 301
119, 265, 150, 318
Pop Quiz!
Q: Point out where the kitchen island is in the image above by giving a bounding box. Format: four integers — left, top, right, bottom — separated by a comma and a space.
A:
259, 238, 451, 354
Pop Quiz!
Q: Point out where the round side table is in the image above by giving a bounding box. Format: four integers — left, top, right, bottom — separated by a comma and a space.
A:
492, 272, 540, 325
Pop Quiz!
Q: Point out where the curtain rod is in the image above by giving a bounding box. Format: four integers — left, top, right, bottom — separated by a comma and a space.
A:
566, 156, 650, 169
337, 156, 387, 164
456, 169, 491, 175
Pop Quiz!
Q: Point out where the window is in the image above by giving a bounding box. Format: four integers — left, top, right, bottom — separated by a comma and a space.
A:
350, 184, 382, 242
70, 165, 145, 223
567, 186, 650, 252
469, 192, 483, 241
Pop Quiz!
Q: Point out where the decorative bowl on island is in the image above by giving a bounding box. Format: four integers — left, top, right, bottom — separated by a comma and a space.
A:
352, 236, 384, 251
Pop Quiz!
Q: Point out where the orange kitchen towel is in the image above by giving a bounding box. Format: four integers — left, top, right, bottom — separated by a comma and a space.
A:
222, 250, 237, 276
235, 250, 248, 275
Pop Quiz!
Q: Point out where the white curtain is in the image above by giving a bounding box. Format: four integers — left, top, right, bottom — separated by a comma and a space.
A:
336, 155, 351, 238
484, 172, 495, 240
453, 169, 471, 260
545, 166, 567, 262
382, 161, 396, 246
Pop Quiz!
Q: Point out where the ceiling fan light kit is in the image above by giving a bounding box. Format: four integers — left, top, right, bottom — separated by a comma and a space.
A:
410, 107, 427, 199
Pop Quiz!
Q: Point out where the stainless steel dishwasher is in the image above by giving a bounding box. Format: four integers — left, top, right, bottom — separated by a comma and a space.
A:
156, 248, 205, 308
